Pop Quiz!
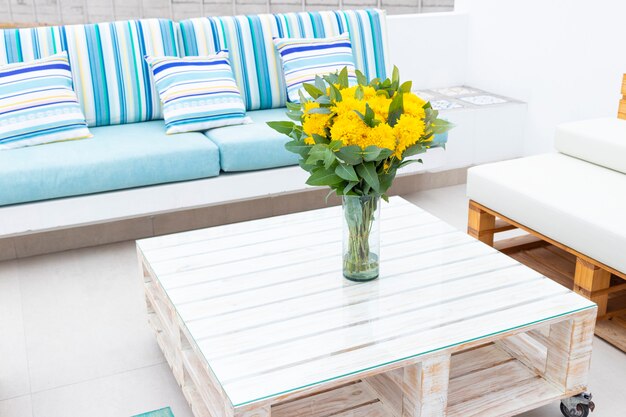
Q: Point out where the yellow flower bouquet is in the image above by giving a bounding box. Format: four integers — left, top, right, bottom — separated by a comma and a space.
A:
268, 67, 454, 281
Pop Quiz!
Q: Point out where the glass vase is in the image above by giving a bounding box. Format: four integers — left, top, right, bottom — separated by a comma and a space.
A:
342, 195, 380, 282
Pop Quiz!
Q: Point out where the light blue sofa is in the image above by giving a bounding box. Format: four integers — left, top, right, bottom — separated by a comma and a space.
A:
0, 10, 391, 206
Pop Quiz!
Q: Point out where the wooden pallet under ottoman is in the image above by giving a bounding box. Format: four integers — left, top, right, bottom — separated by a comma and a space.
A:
466, 75, 626, 352
468, 200, 626, 351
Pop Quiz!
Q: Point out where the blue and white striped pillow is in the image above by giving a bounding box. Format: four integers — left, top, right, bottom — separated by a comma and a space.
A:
145, 53, 249, 134
274, 34, 358, 103
0, 51, 91, 150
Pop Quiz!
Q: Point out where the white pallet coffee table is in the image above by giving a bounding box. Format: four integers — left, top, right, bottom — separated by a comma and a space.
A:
137, 197, 596, 417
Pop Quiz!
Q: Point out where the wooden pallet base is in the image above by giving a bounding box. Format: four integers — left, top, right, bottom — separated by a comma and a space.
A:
468, 200, 626, 353
141, 255, 595, 417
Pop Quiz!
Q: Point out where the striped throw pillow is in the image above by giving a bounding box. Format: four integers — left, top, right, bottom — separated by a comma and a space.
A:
146, 53, 249, 134
0, 52, 91, 150
274, 34, 358, 103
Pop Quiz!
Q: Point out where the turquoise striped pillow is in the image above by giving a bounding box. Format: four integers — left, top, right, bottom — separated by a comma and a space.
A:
146, 53, 249, 134
0, 51, 91, 150
274, 34, 357, 103
178, 9, 390, 111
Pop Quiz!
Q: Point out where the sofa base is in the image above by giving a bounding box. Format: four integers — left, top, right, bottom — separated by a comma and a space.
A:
0, 167, 468, 261
468, 200, 626, 352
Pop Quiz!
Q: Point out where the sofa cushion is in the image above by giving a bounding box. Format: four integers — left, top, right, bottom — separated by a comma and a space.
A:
178, 9, 389, 111
274, 33, 357, 103
0, 121, 220, 206
0, 52, 91, 150
204, 108, 299, 171
467, 153, 626, 274
555, 117, 626, 175
145, 52, 249, 134
0, 19, 179, 127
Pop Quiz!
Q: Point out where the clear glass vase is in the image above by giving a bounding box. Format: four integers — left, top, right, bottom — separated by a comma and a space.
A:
342, 195, 380, 282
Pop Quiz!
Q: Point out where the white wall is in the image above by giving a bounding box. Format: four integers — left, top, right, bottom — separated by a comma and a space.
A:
456, 0, 626, 155
387, 12, 469, 90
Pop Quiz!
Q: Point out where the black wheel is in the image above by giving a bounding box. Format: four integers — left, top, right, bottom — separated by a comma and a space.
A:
561, 402, 590, 417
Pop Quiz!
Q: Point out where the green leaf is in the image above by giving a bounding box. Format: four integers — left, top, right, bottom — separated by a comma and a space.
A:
286, 101, 302, 111
298, 90, 308, 104
379, 169, 397, 194
305, 144, 328, 164
314, 75, 326, 92
337, 66, 349, 88
344, 181, 358, 195
392, 65, 400, 85
403, 143, 427, 158
387, 91, 404, 127
335, 164, 359, 182
285, 140, 311, 157
323, 148, 336, 169
362, 146, 392, 162
356, 162, 380, 193
329, 140, 343, 151
369, 77, 380, 88
308, 107, 331, 115
306, 168, 344, 186
398, 158, 423, 168
303, 83, 324, 99
431, 118, 455, 134
316, 95, 331, 105
399, 80, 412, 93
355, 85, 364, 100
311, 134, 329, 144
381, 194, 389, 203
355, 70, 367, 86
287, 111, 303, 122
336, 145, 363, 165
267, 121, 296, 135
328, 83, 343, 102
299, 159, 316, 172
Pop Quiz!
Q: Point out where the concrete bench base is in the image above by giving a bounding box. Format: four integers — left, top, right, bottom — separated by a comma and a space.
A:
0, 167, 467, 261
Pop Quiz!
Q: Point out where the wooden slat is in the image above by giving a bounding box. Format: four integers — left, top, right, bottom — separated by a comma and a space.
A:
619, 74, 626, 120
471, 200, 626, 281
272, 381, 377, 417
493, 234, 548, 254
495, 333, 547, 376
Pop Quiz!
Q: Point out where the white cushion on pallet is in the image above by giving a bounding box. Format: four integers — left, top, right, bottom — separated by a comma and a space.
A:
467, 153, 626, 274
555, 117, 626, 175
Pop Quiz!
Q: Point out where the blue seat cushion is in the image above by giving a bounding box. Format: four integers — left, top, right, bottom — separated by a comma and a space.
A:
205, 108, 299, 172
0, 121, 220, 206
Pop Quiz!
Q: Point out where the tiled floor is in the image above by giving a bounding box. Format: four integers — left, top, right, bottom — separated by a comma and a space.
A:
1, 184, 624, 417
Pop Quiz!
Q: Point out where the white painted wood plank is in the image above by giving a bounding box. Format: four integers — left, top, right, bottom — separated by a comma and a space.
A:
208, 275, 560, 381
185, 251, 513, 340
195, 265, 539, 360
221, 293, 592, 406
171, 232, 475, 316
141, 198, 419, 254
156, 222, 462, 290
149, 207, 447, 277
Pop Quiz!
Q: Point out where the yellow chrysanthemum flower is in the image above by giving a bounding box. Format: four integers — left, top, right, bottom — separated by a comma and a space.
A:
366, 94, 392, 121
393, 114, 426, 159
302, 112, 331, 145
329, 113, 370, 148
366, 122, 396, 151
403, 93, 427, 119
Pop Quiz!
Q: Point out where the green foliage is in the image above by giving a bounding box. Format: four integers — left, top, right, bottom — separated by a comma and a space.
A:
267, 65, 456, 198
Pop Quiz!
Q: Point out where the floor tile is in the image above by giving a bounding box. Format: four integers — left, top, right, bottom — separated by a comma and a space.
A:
403, 184, 469, 231
31, 364, 192, 417
0, 395, 33, 417
19, 242, 164, 392
0, 261, 31, 400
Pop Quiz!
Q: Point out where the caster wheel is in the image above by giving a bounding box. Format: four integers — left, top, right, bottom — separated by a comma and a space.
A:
560, 402, 590, 417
